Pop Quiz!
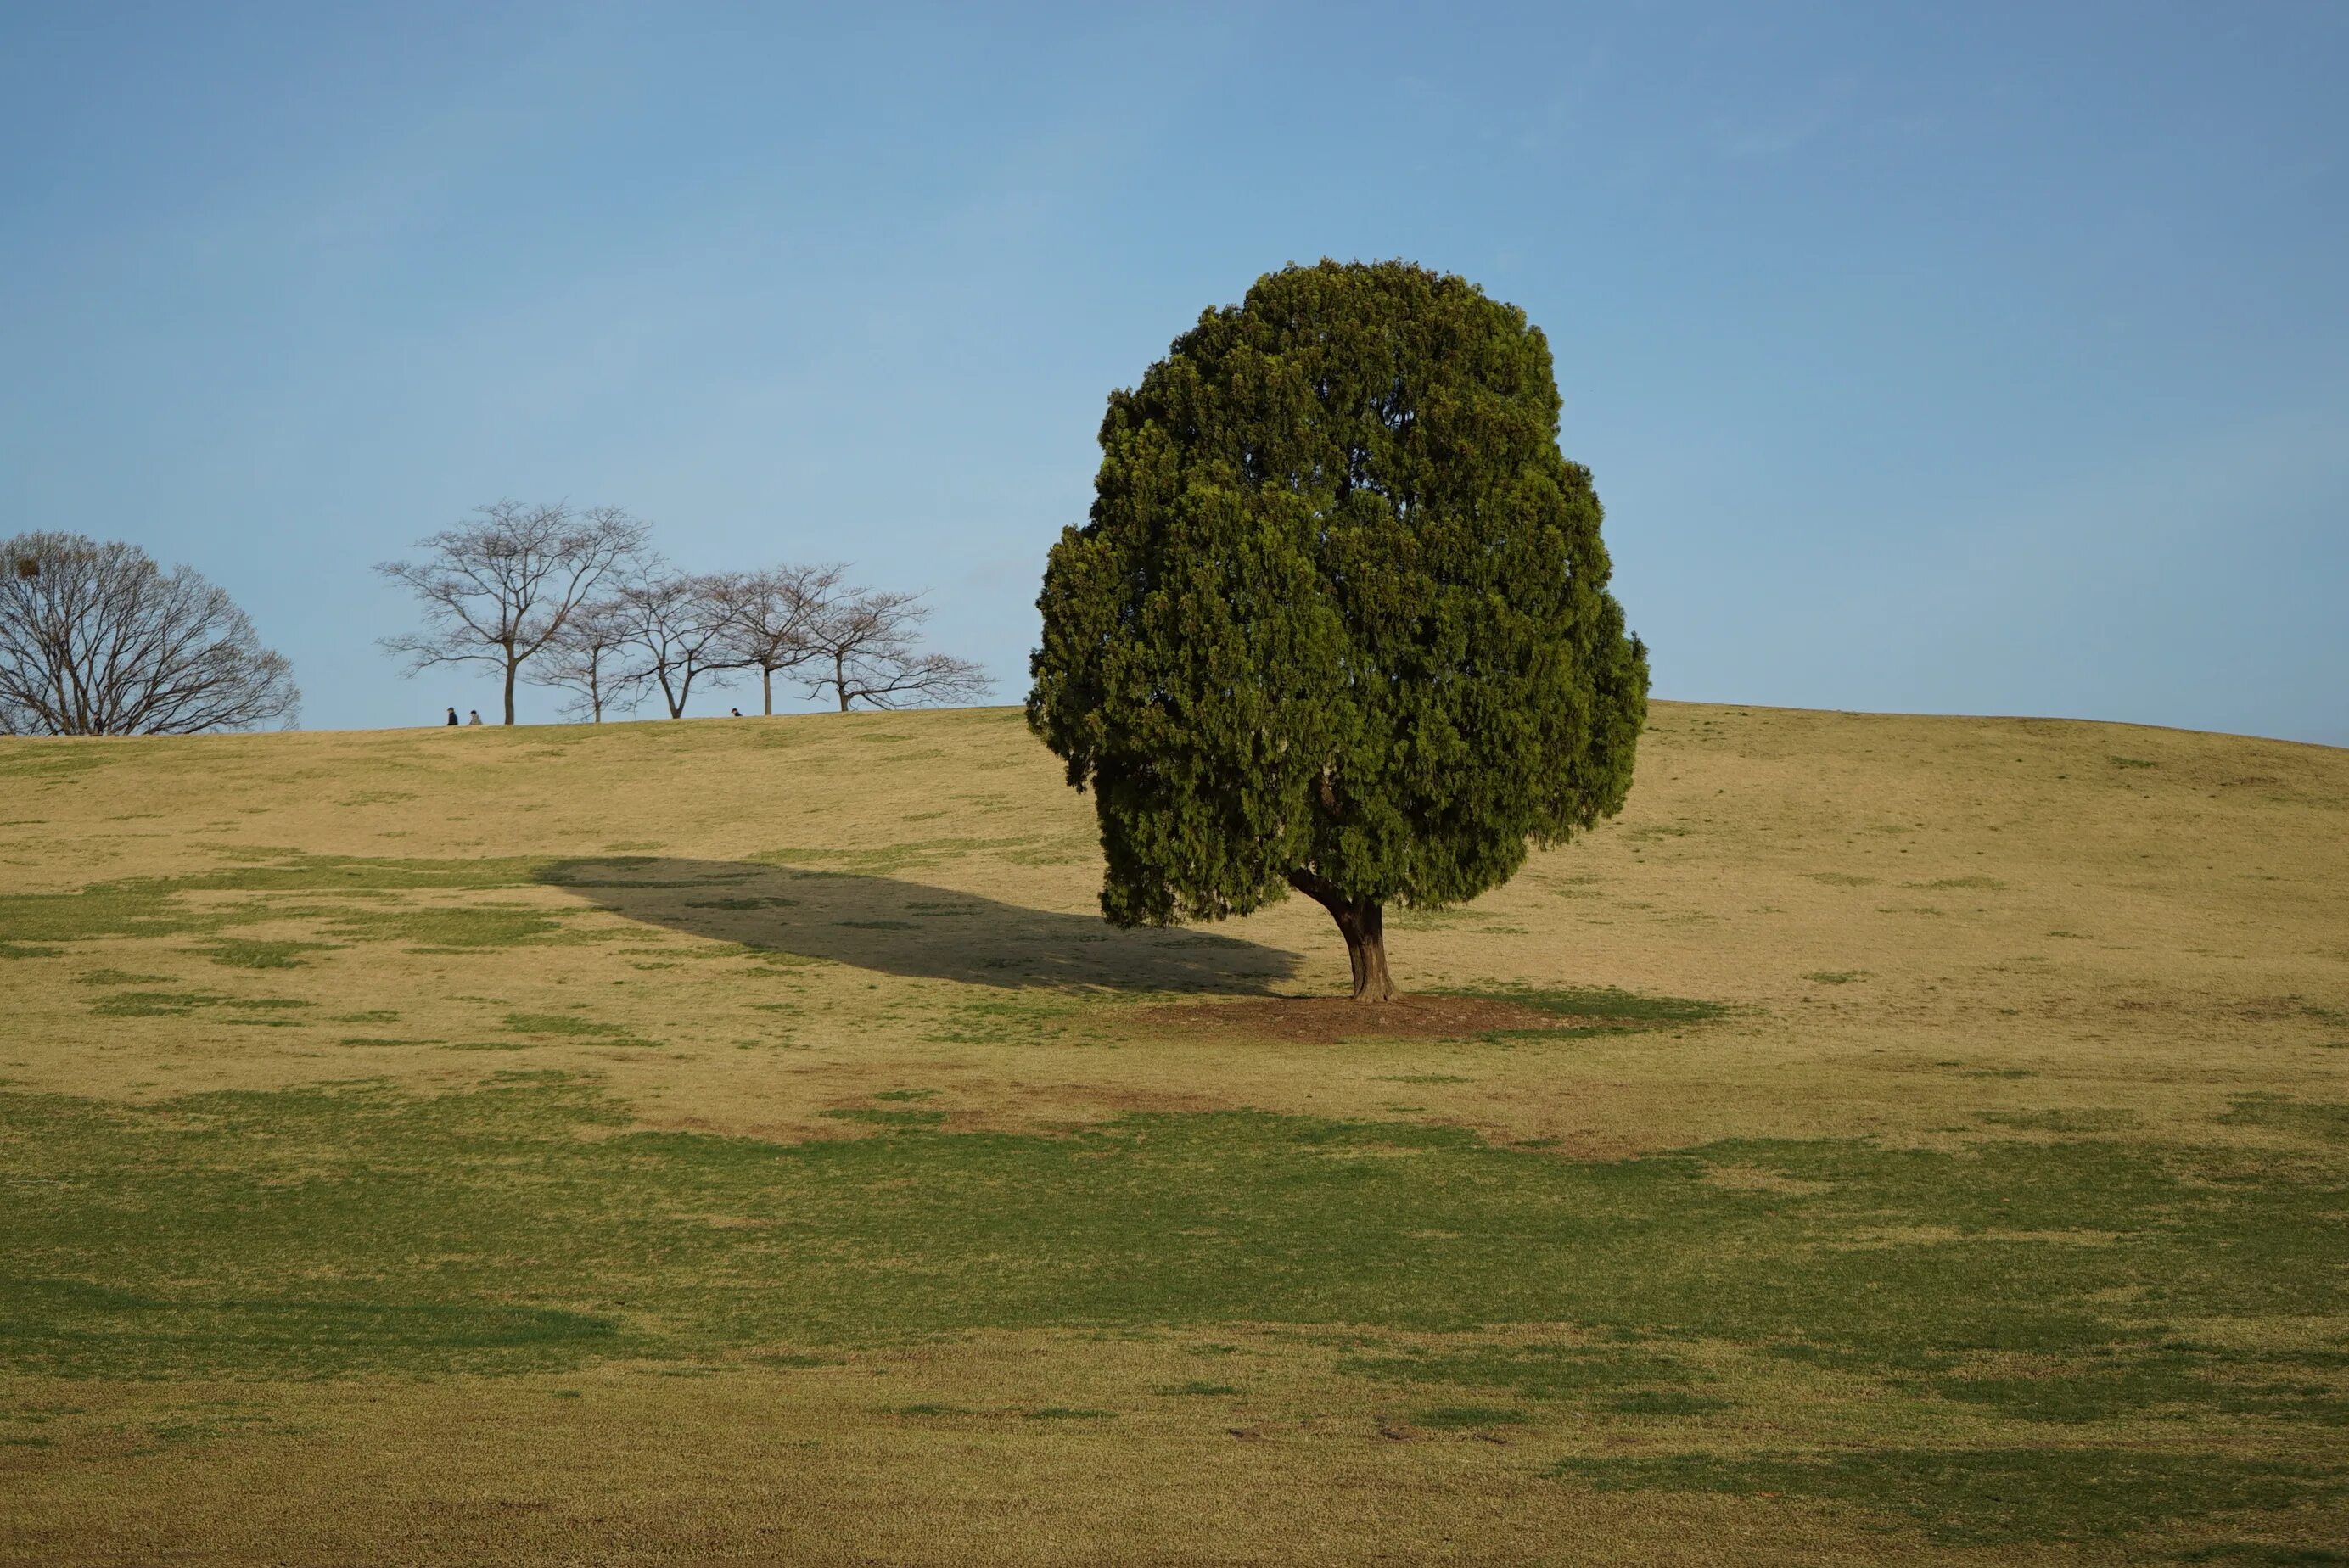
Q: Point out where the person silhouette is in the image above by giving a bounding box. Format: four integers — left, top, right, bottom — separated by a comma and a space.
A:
466, 709, 484, 725
446, 707, 458, 726
731, 707, 743, 717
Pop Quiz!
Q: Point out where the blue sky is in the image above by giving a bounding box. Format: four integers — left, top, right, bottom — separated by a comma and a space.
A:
3, 2, 2343, 743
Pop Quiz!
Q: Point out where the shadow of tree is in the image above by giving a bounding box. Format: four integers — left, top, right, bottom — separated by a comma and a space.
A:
538, 857, 1298, 995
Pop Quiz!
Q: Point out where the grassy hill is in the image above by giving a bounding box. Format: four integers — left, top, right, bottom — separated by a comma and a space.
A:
2, 702, 2344, 1565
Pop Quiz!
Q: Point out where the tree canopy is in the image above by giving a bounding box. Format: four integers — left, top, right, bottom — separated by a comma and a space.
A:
1028, 260, 1648, 1000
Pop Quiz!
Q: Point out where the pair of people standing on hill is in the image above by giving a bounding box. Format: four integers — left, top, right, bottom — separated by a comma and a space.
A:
444, 707, 480, 726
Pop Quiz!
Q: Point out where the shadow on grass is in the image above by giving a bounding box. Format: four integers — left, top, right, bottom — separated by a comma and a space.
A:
538, 856, 1298, 995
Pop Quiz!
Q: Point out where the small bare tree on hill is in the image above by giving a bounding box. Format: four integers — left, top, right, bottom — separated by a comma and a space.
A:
533, 596, 644, 722
711, 563, 844, 715
615, 569, 742, 719
0, 532, 300, 736
376, 501, 648, 725
803, 588, 991, 712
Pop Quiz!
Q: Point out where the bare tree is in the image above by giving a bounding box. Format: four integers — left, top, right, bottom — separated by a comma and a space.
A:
711, 563, 844, 715
802, 588, 992, 712
375, 501, 648, 725
615, 569, 743, 719
0, 533, 300, 736
531, 596, 644, 722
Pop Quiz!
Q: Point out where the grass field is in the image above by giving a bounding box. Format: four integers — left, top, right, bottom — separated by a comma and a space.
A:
2, 701, 2345, 1565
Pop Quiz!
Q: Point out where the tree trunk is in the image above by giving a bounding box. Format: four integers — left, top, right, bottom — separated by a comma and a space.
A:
502, 651, 519, 725
834, 653, 850, 712
1286, 870, 1398, 1002
762, 668, 774, 716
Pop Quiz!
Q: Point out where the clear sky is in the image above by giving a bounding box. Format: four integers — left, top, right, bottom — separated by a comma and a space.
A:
3, 3, 2343, 743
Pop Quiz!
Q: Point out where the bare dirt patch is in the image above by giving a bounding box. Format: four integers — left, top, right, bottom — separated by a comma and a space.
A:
1136, 994, 1589, 1044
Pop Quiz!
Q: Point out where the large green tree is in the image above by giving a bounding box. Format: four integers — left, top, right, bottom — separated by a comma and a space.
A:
1029, 260, 1648, 1000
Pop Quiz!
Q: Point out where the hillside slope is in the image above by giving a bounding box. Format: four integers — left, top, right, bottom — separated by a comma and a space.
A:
3, 702, 2345, 1565
3, 702, 2341, 1148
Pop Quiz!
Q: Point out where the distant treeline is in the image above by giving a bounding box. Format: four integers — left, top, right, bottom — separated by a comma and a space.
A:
377, 501, 988, 725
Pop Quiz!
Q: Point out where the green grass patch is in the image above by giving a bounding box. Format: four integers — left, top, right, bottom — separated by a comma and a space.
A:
2219, 1096, 2349, 1144
1462, 984, 1728, 1027
1926, 1345, 2349, 1425
1414, 1404, 1529, 1427
0, 942, 62, 960
1548, 1448, 2341, 1547
925, 992, 1089, 1047
89, 990, 226, 1017
0, 856, 568, 951
1342, 1342, 1711, 1407
501, 1013, 656, 1047
0, 1052, 2340, 1564
753, 838, 1043, 876
819, 1108, 947, 1128
0, 746, 115, 781
0, 1277, 616, 1379
200, 938, 339, 970
1438, 984, 1730, 1044
0, 885, 226, 943
1979, 1108, 2143, 1134
158, 854, 550, 893
321, 905, 570, 949
0, 1079, 2335, 1389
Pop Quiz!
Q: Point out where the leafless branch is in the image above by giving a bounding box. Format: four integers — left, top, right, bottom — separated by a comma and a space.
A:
709, 563, 847, 715
802, 587, 994, 712
613, 568, 744, 719
374, 500, 648, 724
529, 596, 647, 722
0, 532, 300, 736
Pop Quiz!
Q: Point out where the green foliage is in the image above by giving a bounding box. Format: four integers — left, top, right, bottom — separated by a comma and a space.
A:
1029, 260, 1648, 930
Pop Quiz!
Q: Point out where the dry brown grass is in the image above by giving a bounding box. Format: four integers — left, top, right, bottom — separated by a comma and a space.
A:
3, 701, 2344, 1564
